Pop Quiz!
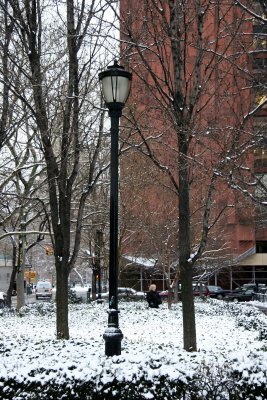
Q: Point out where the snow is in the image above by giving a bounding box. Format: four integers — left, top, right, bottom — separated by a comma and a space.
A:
0, 299, 267, 391
123, 255, 157, 267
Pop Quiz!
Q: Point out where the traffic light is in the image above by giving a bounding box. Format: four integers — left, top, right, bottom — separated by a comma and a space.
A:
24, 271, 36, 280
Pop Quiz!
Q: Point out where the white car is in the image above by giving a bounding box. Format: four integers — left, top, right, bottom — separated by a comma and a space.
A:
35, 281, 52, 300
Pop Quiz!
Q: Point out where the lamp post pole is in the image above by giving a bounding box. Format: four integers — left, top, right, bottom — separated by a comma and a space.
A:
96, 230, 103, 303
103, 104, 123, 356
99, 61, 132, 356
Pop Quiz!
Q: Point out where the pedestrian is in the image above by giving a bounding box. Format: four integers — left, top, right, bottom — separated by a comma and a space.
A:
146, 284, 162, 308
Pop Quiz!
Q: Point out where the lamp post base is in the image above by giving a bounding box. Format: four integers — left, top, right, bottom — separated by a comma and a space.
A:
103, 309, 123, 356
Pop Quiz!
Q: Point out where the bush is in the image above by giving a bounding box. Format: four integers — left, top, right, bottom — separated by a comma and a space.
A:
1, 364, 267, 399
68, 288, 83, 304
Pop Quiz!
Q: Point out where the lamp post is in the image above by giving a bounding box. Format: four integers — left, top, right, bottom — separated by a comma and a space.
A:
96, 230, 103, 303
99, 60, 132, 356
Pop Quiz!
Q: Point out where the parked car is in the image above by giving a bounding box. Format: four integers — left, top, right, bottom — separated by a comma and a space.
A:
35, 281, 52, 300
225, 288, 256, 302
101, 287, 145, 300
193, 283, 210, 297
159, 284, 210, 299
0, 291, 6, 308
242, 283, 266, 293
207, 285, 229, 300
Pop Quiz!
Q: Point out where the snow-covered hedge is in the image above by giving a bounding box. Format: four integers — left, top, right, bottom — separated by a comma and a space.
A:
1, 362, 267, 399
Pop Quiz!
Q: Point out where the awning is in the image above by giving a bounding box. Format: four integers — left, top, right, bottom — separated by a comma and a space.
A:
239, 253, 267, 266
122, 255, 157, 268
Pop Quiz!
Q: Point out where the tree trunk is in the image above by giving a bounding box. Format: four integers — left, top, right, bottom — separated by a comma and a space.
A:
179, 131, 197, 352
167, 290, 173, 309
180, 265, 196, 351
6, 243, 17, 308
56, 264, 70, 339
16, 226, 26, 310
92, 270, 97, 301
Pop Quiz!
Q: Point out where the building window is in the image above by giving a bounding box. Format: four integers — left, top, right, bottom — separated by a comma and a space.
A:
253, 57, 267, 70
255, 173, 267, 199
254, 149, 267, 170
253, 24, 267, 50
256, 241, 267, 253
252, 7, 267, 72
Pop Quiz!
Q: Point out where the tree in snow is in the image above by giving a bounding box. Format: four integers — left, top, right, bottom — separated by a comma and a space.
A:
119, 0, 264, 351
0, 0, 116, 339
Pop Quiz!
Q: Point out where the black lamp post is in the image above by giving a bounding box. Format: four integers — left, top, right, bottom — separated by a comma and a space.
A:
99, 60, 132, 356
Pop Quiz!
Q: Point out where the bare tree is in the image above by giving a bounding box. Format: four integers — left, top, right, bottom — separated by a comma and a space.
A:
120, 0, 263, 351
0, 0, 115, 339
0, 124, 48, 308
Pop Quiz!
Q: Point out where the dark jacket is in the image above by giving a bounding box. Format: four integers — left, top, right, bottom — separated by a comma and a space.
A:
146, 290, 162, 308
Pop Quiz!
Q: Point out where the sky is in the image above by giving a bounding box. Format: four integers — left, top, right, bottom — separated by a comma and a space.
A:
1, 298, 267, 398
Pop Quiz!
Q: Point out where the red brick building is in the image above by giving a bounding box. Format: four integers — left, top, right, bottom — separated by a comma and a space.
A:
119, 1, 267, 290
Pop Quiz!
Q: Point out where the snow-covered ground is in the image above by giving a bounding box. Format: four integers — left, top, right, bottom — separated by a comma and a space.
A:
0, 298, 267, 394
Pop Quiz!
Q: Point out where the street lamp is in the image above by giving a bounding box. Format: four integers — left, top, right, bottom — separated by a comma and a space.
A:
99, 60, 132, 356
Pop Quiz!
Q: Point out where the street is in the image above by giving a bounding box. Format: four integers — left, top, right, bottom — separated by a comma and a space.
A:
11, 293, 54, 306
